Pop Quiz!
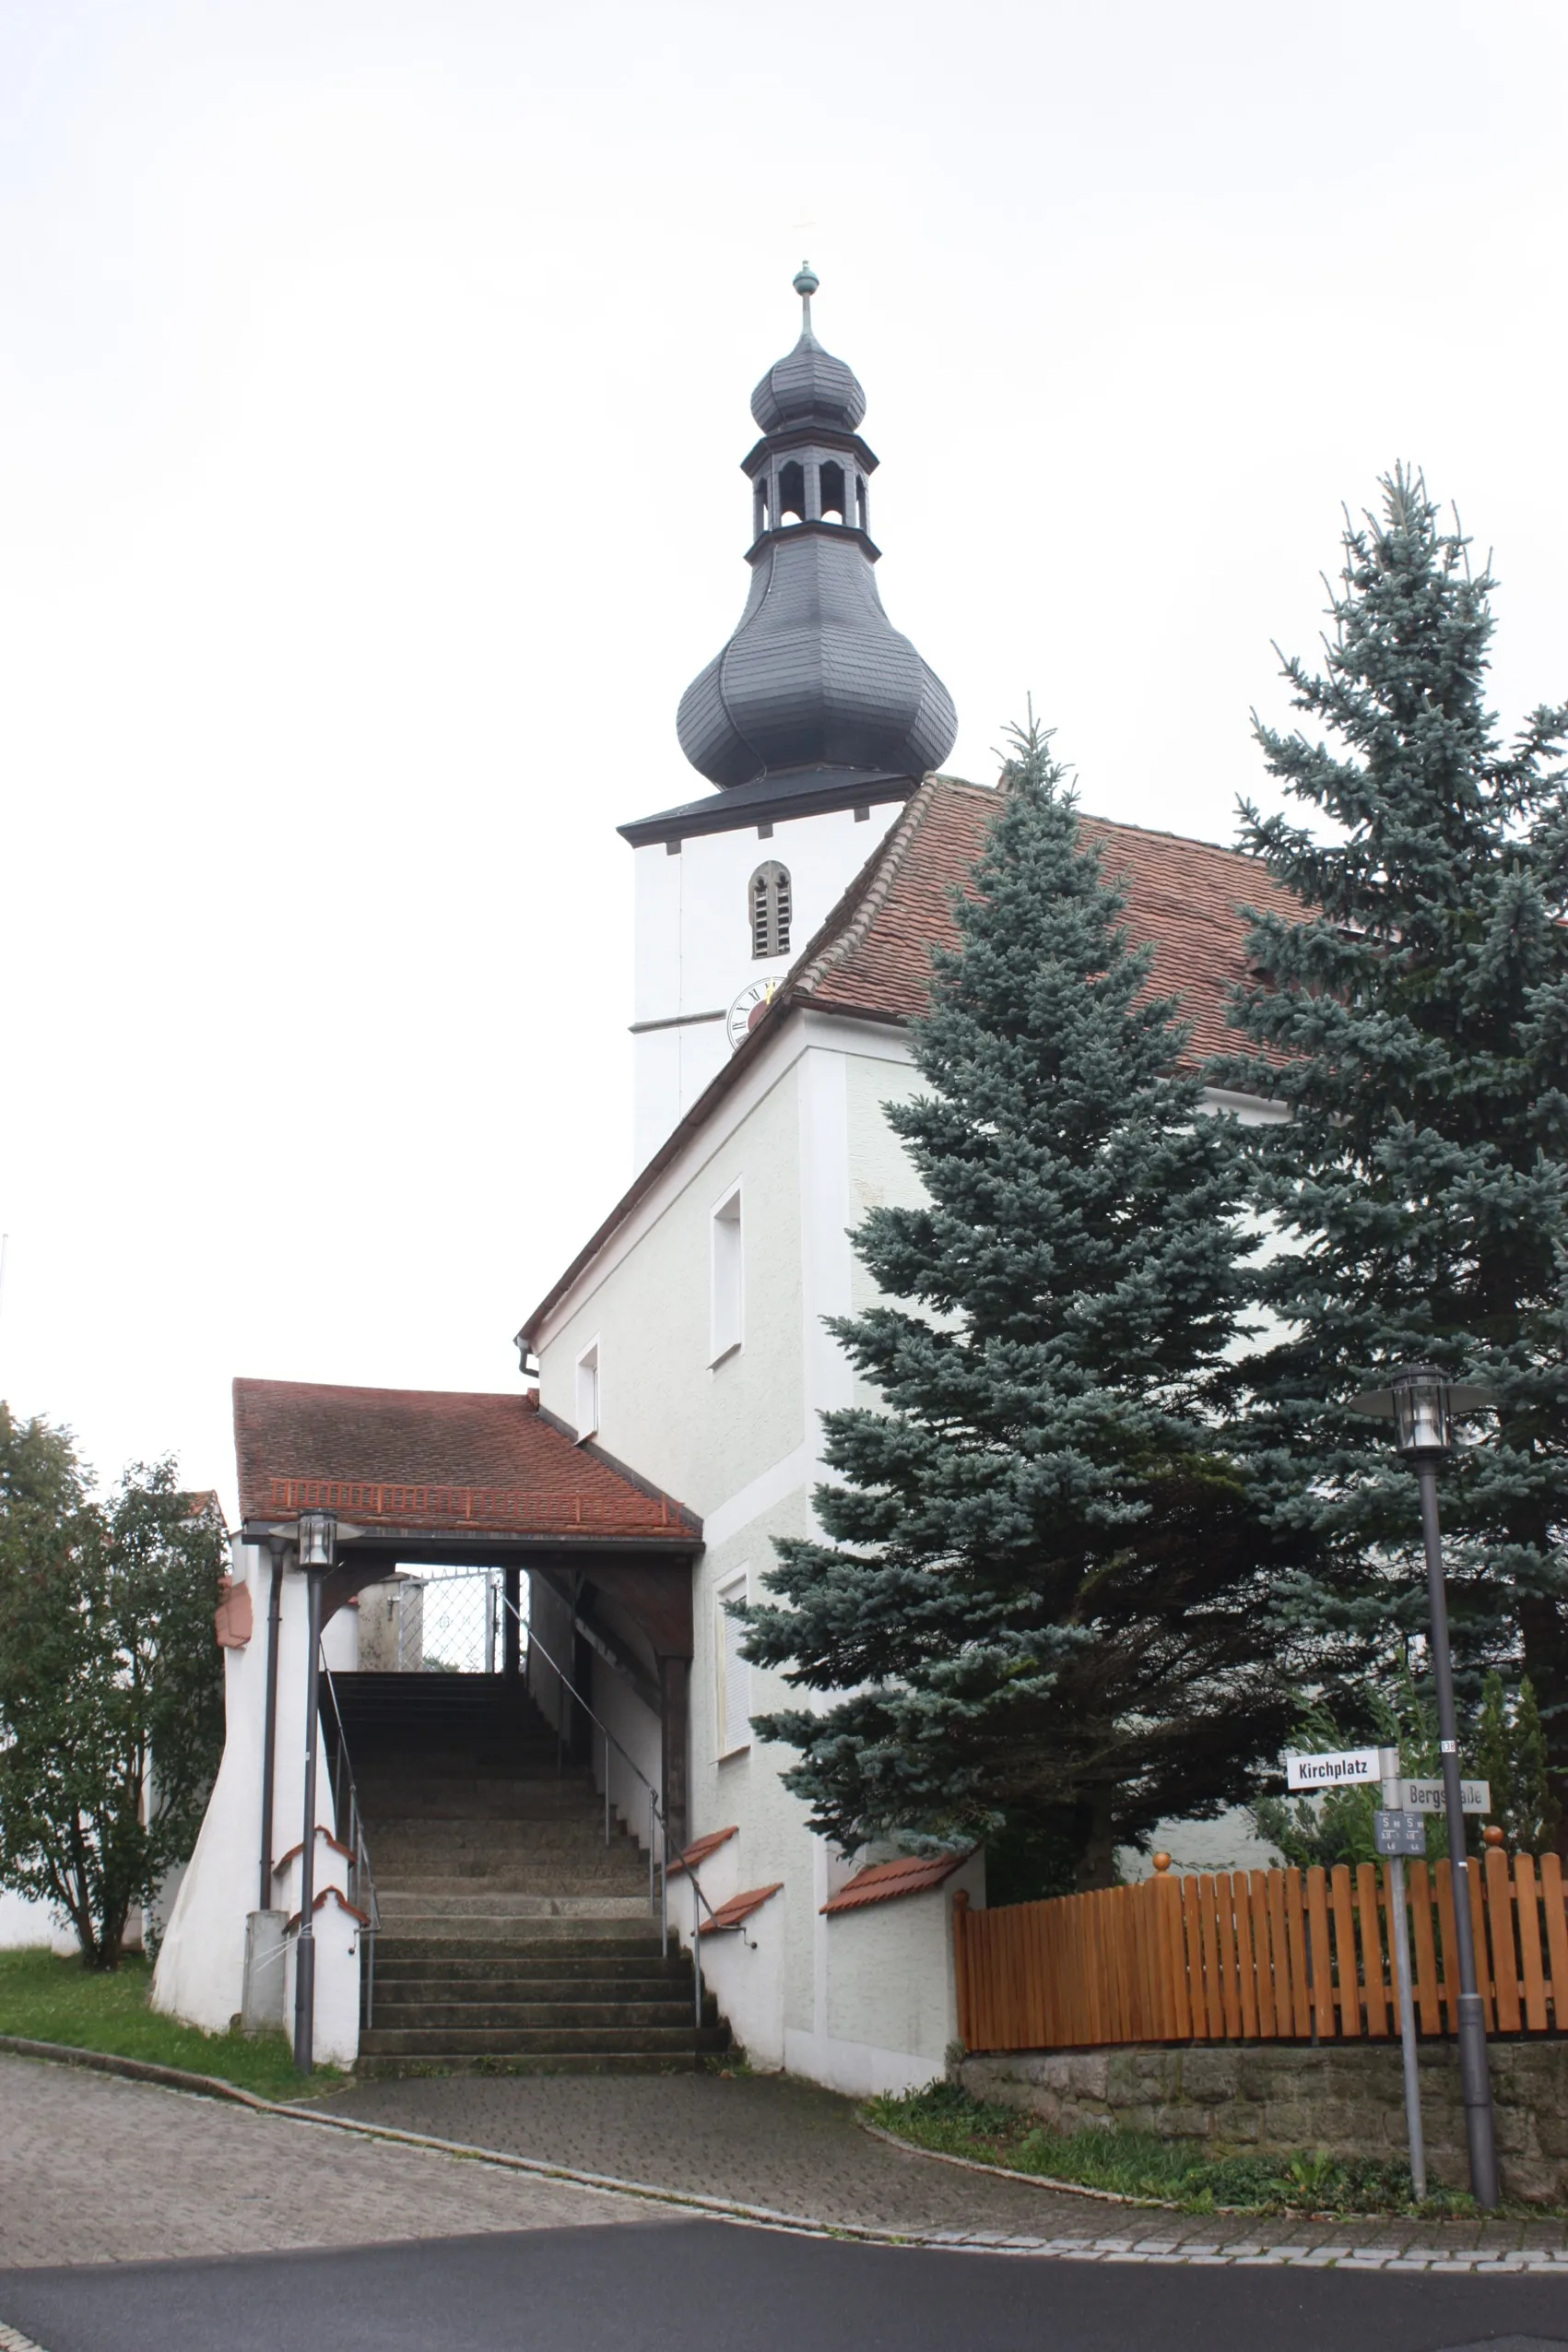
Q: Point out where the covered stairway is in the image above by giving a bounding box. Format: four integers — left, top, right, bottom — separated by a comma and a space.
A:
232, 1377, 717, 2073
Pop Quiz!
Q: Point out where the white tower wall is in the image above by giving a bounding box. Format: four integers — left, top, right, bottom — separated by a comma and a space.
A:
631, 799, 902, 1165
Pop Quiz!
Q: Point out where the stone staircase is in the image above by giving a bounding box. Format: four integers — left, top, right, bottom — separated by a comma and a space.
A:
328, 1672, 728, 2074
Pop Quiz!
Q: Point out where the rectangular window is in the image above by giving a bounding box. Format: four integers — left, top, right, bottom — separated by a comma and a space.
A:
575, 1340, 600, 1441
710, 1185, 743, 1364
715, 1571, 750, 1758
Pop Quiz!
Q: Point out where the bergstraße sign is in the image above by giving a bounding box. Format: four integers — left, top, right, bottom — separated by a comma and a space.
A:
1401, 1778, 1490, 1815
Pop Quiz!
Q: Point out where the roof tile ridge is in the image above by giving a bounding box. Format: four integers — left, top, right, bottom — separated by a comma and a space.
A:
791, 773, 949, 1000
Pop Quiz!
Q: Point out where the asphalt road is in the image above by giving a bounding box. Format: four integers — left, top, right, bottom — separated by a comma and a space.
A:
4, 2221, 1568, 2352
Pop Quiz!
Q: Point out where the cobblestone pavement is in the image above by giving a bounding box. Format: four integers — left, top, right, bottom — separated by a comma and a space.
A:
327, 2068, 1568, 2270
0, 2056, 680, 2270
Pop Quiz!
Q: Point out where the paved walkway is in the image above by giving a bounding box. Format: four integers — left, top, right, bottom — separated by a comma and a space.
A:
0, 2056, 678, 2270
328, 2068, 1568, 2267
6, 2053, 1568, 2285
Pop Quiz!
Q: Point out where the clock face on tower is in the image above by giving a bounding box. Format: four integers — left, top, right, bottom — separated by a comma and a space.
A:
726, 979, 776, 1052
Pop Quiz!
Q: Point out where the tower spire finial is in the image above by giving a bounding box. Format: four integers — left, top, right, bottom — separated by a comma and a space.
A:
793, 259, 819, 337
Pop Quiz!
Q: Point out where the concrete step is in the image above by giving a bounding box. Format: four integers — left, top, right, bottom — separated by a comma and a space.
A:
376, 1878, 651, 1902
363, 2000, 711, 2030
376, 1891, 654, 1920
352, 2051, 714, 2077
358, 2024, 731, 2058
357, 1784, 604, 1821
373, 1930, 669, 1960
371, 1918, 663, 1948
373, 1957, 688, 1986
371, 1812, 643, 1840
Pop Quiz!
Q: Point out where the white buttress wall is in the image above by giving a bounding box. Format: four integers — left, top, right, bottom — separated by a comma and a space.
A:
151, 1541, 360, 2063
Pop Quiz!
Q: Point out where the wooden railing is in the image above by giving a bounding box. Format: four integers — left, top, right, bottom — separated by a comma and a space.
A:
953, 1850, 1568, 2053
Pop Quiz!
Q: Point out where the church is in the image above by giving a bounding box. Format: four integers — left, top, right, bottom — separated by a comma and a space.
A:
152, 268, 1290, 2089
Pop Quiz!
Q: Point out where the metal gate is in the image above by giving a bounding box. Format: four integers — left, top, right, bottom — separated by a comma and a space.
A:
354, 1566, 522, 1673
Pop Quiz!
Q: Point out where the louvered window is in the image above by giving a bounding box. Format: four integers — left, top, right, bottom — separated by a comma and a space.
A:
750, 862, 791, 959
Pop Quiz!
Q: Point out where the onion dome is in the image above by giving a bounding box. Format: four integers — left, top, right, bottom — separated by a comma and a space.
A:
749, 264, 867, 434
677, 266, 957, 792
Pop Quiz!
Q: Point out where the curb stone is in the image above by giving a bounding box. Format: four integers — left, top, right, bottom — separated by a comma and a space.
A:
0, 2039, 1563, 2275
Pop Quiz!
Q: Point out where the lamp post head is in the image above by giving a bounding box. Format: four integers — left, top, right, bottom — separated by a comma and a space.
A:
1350, 1364, 1493, 1459
296, 1507, 337, 1570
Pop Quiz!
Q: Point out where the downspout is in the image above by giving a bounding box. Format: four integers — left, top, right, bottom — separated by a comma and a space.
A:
258, 1536, 286, 1913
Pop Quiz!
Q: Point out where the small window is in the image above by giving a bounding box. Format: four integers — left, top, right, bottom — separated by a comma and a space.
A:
575, 1340, 600, 1440
749, 861, 791, 959
710, 1186, 742, 1364
819, 459, 846, 522
855, 474, 868, 531
778, 458, 806, 523
715, 1571, 751, 1757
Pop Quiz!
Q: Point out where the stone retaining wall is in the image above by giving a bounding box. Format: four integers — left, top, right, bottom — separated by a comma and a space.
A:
958, 2040, 1568, 2205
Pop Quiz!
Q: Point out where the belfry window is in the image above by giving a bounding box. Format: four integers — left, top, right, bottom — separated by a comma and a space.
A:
778, 460, 806, 524
855, 473, 868, 531
750, 861, 791, 959
819, 460, 845, 522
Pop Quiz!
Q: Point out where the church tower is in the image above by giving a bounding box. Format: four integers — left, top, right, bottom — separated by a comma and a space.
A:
621, 266, 957, 1164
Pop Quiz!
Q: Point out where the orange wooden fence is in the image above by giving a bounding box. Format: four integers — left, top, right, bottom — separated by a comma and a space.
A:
953, 1850, 1568, 2053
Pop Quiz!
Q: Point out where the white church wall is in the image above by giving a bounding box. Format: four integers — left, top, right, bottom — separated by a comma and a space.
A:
539, 1046, 806, 1521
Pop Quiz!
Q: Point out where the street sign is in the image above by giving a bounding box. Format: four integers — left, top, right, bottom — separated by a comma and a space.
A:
1374, 1808, 1427, 1857
1285, 1747, 1380, 1791
1400, 1778, 1491, 1816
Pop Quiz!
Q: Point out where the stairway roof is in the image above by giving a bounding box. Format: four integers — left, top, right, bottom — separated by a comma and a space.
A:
233, 1377, 701, 1545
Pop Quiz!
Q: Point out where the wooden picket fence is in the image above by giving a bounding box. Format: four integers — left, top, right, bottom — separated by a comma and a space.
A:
953, 1850, 1568, 2053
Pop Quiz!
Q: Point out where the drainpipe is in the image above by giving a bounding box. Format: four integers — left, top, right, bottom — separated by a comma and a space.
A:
258, 1536, 286, 1914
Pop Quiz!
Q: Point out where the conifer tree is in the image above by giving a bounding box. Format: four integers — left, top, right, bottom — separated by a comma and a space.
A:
744, 721, 1311, 1889
1214, 468, 1568, 1830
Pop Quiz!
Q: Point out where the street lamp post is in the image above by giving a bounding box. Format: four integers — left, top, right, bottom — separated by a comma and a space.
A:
292, 1507, 336, 2074
1351, 1365, 1497, 2209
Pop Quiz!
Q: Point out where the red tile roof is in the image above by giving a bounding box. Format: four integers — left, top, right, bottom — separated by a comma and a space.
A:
700, 1882, 783, 1935
667, 1825, 739, 1879
793, 776, 1302, 1068
523, 776, 1300, 1345
822, 1852, 971, 1915
232, 1378, 700, 1542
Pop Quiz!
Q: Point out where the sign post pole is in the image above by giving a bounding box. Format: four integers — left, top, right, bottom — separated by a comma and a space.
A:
1415, 1454, 1499, 2209
1378, 1743, 1425, 2201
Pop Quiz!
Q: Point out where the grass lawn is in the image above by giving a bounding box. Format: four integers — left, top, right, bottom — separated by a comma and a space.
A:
863, 2081, 1503, 2218
0, 1946, 346, 2101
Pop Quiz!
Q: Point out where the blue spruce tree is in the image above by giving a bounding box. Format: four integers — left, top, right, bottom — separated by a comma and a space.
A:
1214, 468, 1568, 1838
745, 719, 1313, 1891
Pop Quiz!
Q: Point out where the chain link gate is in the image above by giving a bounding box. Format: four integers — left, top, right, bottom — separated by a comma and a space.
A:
357, 1566, 517, 1673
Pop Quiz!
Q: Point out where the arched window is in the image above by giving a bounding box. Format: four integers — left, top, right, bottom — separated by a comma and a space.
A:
778, 460, 807, 525
749, 861, 792, 959
819, 460, 846, 522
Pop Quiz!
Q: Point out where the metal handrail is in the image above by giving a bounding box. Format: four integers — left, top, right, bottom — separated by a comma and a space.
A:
498, 1591, 743, 2022
321, 1659, 382, 2028
498, 1592, 672, 1954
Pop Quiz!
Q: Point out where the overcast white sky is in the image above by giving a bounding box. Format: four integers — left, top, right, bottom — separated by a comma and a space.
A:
1, 0, 1564, 1516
